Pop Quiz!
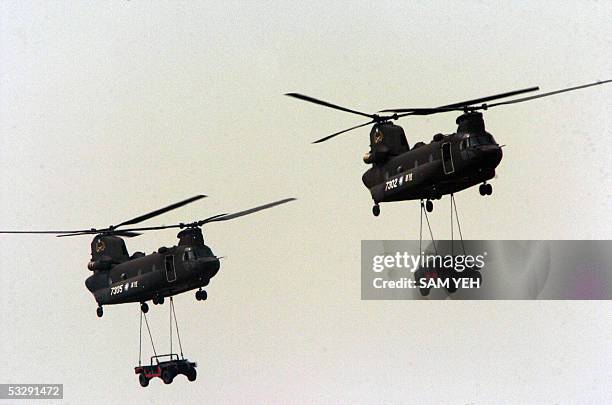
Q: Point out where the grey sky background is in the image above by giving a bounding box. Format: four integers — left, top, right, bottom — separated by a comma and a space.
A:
1, 1, 611, 403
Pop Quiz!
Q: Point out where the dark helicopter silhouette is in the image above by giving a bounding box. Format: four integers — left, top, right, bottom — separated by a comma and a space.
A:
287, 80, 610, 216
0, 195, 295, 317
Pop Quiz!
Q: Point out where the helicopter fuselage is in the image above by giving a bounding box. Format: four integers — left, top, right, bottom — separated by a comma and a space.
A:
363, 131, 503, 203
85, 243, 220, 306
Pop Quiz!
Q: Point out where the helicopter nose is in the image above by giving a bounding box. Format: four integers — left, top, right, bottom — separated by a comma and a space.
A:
195, 256, 221, 278
478, 145, 503, 168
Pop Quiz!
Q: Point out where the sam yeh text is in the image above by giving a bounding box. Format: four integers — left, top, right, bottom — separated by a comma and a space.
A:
373, 277, 481, 289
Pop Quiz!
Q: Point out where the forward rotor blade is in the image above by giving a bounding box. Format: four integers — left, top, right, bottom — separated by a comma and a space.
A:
486, 79, 612, 108
1, 196, 206, 238
313, 120, 376, 144
56, 230, 142, 238
201, 198, 296, 224
115, 195, 206, 229
105, 223, 183, 233
379, 107, 461, 114
115, 214, 230, 233
285, 93, 375, 119
56, 231, 99, 237
110, 230, 142, 238
0, 229, 97, 235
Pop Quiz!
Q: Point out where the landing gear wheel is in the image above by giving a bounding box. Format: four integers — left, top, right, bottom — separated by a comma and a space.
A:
162, 369, 174, 385
141, 302, 149, 313
187, 367, 197, 382
195, 290, 208, 301
157, 296, 164, 305
139, 373, 149, 387
480, 183, 493, 196
96, 306, 103, 318
372, 204, 380, 217
425, 200, 433, 213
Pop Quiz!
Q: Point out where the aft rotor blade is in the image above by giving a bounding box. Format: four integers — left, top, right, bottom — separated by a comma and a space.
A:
115, 195, 206, 229
200, 198, 296, 224
285, 93, 375, 119
486, 79, 612, 108
436, 86, 540, 109
379, 88, 539, 115
313, 120, 376, 144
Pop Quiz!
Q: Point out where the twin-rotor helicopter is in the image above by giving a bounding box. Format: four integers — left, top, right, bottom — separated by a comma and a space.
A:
287, 79, 611, 216
2, 79, 610, 317
0, 195, 294, 317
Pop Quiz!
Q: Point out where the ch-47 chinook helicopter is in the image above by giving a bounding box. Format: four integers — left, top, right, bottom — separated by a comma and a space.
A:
0, 195, 294, 317
287, 79, 610, 216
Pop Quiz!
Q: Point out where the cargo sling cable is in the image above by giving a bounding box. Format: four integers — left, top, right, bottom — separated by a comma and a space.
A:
416, 194, 474, 296
418, 194, 466, 256
138, 297, 184, 366
135, 297, 197, 386
169, 297, 184, 360
139, 308, 158, 366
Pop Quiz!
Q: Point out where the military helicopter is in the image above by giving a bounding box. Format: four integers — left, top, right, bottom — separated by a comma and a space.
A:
286, 79, 610, 216
0, 195, 295, 317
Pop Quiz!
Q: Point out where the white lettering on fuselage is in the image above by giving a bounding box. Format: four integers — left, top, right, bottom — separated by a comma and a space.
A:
385, 172, 412, 191
110, 280, 138, 296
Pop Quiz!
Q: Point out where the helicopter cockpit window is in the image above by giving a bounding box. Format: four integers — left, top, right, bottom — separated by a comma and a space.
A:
183, 248, 196, 262
469, 134, 494, 147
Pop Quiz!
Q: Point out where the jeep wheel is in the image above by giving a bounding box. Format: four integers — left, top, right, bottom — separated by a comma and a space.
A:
187, 367, 197, 382
162, 369, 174, 385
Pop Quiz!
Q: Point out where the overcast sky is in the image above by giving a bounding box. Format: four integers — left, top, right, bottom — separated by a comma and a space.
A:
1, 1, 611, 403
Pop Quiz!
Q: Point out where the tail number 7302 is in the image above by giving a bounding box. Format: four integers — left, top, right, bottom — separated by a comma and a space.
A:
385, 178, 399, 191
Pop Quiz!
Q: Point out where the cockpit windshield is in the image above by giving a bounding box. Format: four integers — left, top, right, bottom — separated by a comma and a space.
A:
183, 247, 197, 262
468, 134, 495, 147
